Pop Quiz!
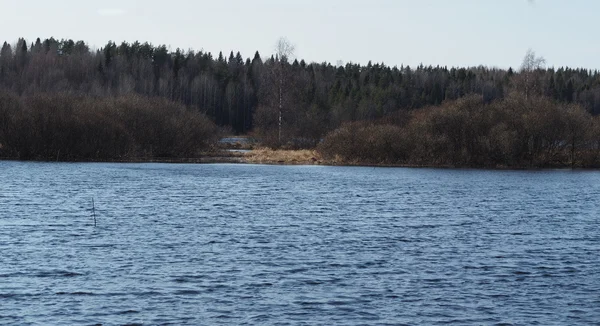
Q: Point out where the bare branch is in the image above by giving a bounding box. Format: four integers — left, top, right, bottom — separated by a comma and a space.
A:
275, 37, 295, 62
520, 49, 546, 72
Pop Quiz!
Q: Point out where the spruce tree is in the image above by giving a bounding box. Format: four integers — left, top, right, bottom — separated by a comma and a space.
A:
565, 79, 574, 102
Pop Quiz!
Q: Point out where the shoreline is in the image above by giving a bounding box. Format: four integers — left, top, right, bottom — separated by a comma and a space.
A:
0, 150, 596, 171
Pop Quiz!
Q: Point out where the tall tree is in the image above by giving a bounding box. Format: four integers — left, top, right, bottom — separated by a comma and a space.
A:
519, 49, 546, 99
274, 37, 295, 143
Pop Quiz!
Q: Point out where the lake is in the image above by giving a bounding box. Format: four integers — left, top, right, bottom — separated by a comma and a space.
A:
1, 162, 599, 325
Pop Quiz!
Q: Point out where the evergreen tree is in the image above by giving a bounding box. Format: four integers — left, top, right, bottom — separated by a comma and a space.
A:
565, 79, 574, 102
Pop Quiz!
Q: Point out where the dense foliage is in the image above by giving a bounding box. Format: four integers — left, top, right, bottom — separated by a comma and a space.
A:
2, 37, 600, 165
318, 94, 600, 168
0, 92, 219, 160
2, 38, 600, 146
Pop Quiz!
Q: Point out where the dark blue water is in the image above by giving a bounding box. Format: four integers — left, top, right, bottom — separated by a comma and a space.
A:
1, 162, 599, 325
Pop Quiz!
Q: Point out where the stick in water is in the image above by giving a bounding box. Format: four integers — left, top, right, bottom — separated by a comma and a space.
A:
92, 198, 96, 227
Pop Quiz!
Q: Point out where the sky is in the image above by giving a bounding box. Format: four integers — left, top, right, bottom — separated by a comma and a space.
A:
1, 0, 599, 69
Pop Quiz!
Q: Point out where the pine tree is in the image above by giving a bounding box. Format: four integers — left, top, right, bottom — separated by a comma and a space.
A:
235, 52, 244, 66
104, 41, 116, 66
547, 74, 557, 99
252, 51, 261, 63
565, 79, 574, 102
32, 38, 42, 53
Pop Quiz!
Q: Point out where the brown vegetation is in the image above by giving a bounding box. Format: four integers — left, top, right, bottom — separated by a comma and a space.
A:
244, 148, 323, 165
3, 38, 600, 168
0, 91, 220, 161
318, 94, 600, 168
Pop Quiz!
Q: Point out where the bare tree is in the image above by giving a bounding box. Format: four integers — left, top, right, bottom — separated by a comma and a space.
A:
520, 49, 546, 99
275, 37, 295, 143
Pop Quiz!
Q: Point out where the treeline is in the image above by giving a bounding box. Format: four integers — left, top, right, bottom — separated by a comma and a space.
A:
318, 93, 600, 168
0, 91, 219, 160
2, 38, 600, 145
3, 37, 600, 167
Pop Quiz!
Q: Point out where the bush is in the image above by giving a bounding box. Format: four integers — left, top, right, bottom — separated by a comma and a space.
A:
0, 91, 220, 160
318, 122, 409, 164
318, 93, 599, 168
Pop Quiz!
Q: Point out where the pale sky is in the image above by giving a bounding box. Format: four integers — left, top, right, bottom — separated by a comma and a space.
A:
1, 0, 599, 69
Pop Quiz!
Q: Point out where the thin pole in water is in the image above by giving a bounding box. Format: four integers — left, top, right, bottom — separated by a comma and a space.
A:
92, 198, 96, 227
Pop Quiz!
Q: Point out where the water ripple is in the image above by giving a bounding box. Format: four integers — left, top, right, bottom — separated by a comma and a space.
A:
0, 162, 599, 325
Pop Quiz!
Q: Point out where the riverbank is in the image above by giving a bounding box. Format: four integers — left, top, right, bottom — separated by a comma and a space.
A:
241, 149, 598, 169
0, 149, 325, 165
1, 148, 596, 169
243, 148, 324, 165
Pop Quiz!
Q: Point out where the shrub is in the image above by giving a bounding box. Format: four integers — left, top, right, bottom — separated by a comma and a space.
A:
318, 93, 599, 168
0, 91, 220, 160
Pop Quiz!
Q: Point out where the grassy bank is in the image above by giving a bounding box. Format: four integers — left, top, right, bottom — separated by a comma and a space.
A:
243, 148, 324, 165
2, 147, 597, 169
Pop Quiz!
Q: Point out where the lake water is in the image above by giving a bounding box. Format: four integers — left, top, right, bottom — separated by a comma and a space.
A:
1, 162, 599, 325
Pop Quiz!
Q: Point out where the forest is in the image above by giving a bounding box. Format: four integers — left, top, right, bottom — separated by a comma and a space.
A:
1, 37, 600, 166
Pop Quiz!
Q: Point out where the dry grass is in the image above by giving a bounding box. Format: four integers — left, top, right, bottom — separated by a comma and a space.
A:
244, 148, 325, 165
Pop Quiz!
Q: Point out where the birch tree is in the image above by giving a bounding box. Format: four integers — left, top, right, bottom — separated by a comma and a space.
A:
520, 49, 546, 99
275, 37, 295, 143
